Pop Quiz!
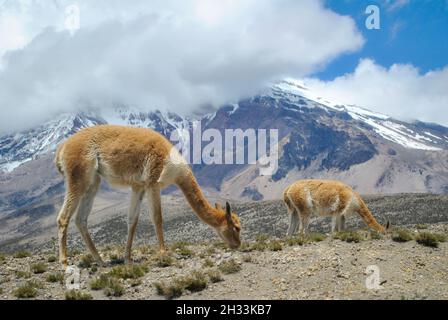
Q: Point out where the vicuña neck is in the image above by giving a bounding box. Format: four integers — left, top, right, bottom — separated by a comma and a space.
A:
176, 170, 224, 228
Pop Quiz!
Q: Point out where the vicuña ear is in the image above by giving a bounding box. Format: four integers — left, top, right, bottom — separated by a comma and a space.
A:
225, 202, 232, 222
215, 203, 222, 210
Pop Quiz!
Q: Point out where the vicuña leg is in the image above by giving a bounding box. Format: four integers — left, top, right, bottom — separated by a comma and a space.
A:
147, 185, 165, 253
336, 215, 346, 232
286, 209, 299, 237
57, 189, 81, 268
125, 187, 145, 264
298, 213, 310, 235
75, 174, 103, 265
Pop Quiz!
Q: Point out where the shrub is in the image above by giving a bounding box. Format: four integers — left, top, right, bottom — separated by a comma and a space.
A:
13, 280, 42, 298
416, 232, 447, 248
180, 271, 208, 292
14, 250, 31, 258
90, 274, 111, 290
14, 284, 37, 298
78, 254, 94, 268
103, 279, 124, 297
238, 242, 255, 252
268, 240, 283, 251
153, 253, 174, 267
334, 231, 363, 243
108, 264, 148, 279
31, 262, 47, 274
307, 233, 327, 242
207, 269, 223, 283
65, 290, 93, 300
392, 229, 414, 243
202, 258, 215, 268
171, 242, 194, 258
154, 280, 184, 300
46, 272, 64, 283
47, 255, 57, 263
154, 270, 209, 299
15, 270, 31, 279
218, 259, 241, 274
415, 224, 428, 230
90, 274, 124, 297
369, 231, 383, 240
0, 252, 6, 263
242, 254, 252, 263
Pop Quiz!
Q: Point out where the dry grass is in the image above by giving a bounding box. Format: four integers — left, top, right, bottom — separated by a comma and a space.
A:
392, 229, 414, 243
218, 259, 241, 274
31, 262, 47, 274
108, 264, 148, 279
416, 232, 447, 248
13, 280, 42, 298
78, 254, 94, 268
13, 250, 31, 258
46, 272, 64, 283
334, 231, 364, 243
154, 270, 209, 299
65, 290, 93, 300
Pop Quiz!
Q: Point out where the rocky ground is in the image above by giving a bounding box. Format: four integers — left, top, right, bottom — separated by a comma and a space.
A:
0, 222, 447, 300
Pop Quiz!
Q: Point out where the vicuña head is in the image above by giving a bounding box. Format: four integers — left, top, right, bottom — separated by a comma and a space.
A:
54, 125, 241, 268
214, 202, 241, 249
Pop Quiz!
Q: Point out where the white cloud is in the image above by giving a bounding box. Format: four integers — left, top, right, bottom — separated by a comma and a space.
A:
305, 59, 448, 126
0, 0, 364, 133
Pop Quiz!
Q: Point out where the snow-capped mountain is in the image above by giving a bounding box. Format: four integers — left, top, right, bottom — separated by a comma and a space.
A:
272, 79, 448, 151
1, 79, 448, 205
1, 79, 448, 248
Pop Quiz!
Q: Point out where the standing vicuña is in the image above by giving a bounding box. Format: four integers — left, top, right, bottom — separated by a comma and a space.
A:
55, 125, 241, 267
283, 179, 389, 236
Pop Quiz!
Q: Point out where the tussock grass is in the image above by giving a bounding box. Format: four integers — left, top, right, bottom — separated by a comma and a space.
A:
15, 270, 31, 279
334, 231, 364, 243
170, 242, 194, 258
285, 232, 327, 246
108, 264, 148, 279
415, 224, 428, 230
154, 270, 209, 299
268, 240, 283, 251
416, 232, 446, 248
78, 254, 94, 268
46, 272, 64, 283
202, 258, 214, 268
154, 280, 184, 300
47, 255, 57, 263
13, 280, 42, 298
218, 259, 241, 275
152, 253, 175, 267
103, 279, 125, 297
392, 229, 414, 243
14, 250, 31, 258
31, 262, 47, 274
65, 290, 93, 300
90, 274, 124, 297
369, 231, 383, 240
207, 269, 223, 283
14, 283, 37, 298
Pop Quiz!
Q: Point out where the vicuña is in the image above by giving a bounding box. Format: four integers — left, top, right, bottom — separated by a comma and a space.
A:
283, 179, 389, 236
54, 125, 241, 267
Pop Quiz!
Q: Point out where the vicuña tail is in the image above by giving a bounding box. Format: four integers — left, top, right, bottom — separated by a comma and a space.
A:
356, 196, 388, 233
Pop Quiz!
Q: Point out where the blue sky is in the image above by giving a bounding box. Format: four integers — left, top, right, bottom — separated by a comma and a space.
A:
318, 0, 448, 79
